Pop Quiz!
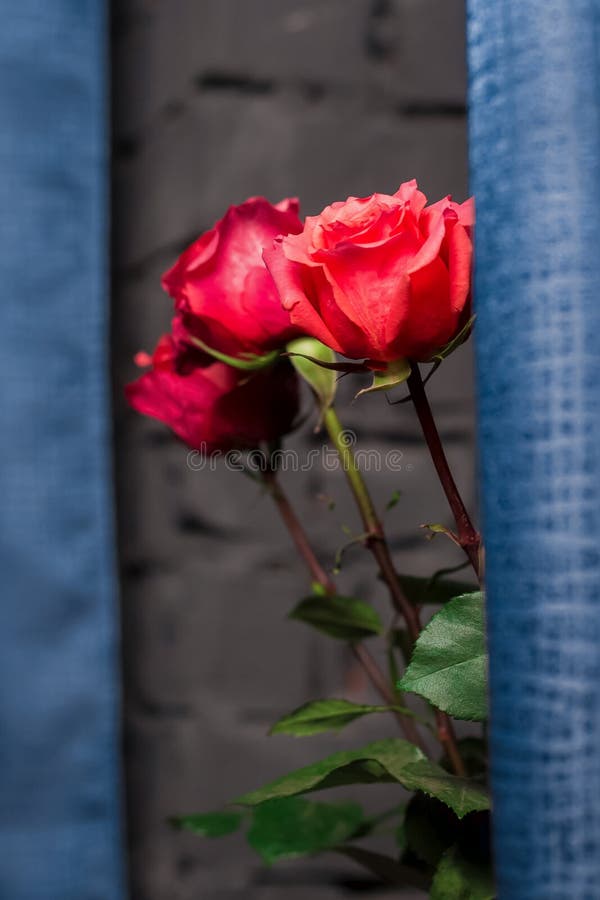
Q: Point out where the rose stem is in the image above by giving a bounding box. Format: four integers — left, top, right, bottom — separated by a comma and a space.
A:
322, 407, 466, 777
262, 466, 425, 750
406, 363, 481, 579
263, 467, 332, 590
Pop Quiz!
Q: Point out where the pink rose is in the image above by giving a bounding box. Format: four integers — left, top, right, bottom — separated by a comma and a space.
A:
264, 180, 474, 364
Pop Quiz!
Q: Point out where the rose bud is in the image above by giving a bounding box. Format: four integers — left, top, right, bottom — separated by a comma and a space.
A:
125, 325, 300, 454
162, 196, 303, 359
264, 180, 474, 365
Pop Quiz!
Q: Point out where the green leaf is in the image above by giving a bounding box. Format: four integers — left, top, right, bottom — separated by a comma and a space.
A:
189, 334, 280, 371
289, 594, 383, 641
336, 846, 431, 890
399, 760, 490, 820
247, 797, 364, 864
310, 581, 328, 597
386, 489, 402, 511
237, 739, 490, 819
430, 845, 495, 899
421, 523, 459, 544
355, 358, 412, 399
398, 592, 488, 722
287, 337, 337, 411
173, 810, 243, 837
398, 574, 478, 607
333, 532, 370, 575
269, 698, 414, 737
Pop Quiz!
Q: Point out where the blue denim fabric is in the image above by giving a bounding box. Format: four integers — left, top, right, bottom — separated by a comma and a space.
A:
0, 3, 126, 898
467, 2, 600, 897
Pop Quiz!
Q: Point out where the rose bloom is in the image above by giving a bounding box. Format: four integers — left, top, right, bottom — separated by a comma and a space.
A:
125, 322, 299, 453
264, 180, 474, 364
162, 196, 303, 357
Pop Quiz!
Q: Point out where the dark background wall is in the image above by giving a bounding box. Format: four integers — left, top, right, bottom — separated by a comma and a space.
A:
112, 2, 472, 898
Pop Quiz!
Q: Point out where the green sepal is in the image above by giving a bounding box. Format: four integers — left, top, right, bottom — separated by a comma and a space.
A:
286, 337, 338, 411
189, 334, 281, 371
428, 315, 476, 365
355, 358, 412, 399
285, 350, 369, 373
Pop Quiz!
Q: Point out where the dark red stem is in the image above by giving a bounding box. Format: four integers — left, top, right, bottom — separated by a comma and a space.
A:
407, 364, 481, 579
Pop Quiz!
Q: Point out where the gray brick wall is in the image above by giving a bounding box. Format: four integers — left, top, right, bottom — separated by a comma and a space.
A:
112, 3, 473, 898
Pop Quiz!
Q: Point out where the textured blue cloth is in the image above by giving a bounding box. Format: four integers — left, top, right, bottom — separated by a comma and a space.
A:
0, 3, 126, 898
467, 2, 600, 897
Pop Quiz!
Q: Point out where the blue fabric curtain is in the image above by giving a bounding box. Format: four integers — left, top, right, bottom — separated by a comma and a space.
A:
0, 3, 126, 898
467, 2, 600, 897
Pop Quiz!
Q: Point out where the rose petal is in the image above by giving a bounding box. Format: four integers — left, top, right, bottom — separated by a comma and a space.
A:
162, 197, 302, 354
394, 179, 428, 218
264, 243, 350, 355
312, 230, 421, 359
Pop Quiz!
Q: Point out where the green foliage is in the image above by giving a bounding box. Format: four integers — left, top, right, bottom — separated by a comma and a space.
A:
247, 797, 364, 864
175, 799, 367, 866
269, 698, 404, 736
430, 846, 495, 899
398, 592, 488, 722
289, 594, 383, 641
174, 810, 243, 837
237, 739, 490, 819
399, 760, 490, 820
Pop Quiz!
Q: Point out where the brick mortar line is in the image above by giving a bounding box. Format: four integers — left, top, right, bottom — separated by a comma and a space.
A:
113, 70, 465, 152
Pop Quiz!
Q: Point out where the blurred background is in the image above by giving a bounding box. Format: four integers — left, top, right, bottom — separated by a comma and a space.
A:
112, 2, 474, 897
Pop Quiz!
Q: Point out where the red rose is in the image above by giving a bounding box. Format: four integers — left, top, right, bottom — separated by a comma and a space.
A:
125, 324, 299, 453
264, 180, 474, 364
162, 196, 303, 357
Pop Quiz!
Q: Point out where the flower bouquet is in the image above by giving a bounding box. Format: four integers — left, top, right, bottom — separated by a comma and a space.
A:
127, 181, 491, 897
